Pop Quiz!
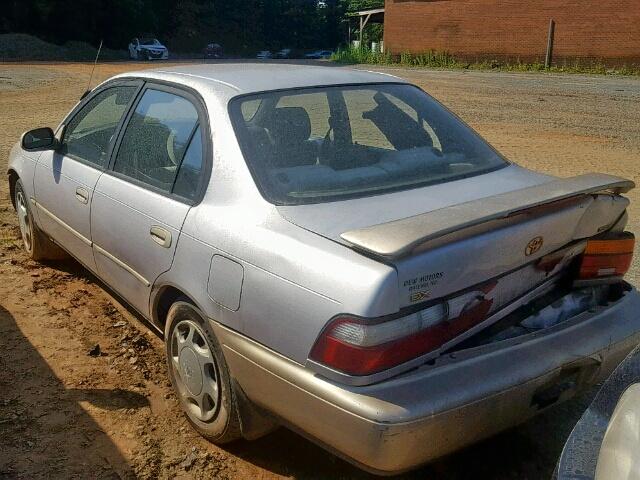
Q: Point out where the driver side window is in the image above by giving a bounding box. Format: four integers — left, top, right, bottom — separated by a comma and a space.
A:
62, 86, 136, 168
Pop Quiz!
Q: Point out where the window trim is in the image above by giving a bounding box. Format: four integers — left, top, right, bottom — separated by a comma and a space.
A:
106, 80, 212, 206
228, 82, 510, 206
56, 79, 144, 171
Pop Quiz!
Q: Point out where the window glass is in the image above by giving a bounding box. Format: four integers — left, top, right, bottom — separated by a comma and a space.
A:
241, 99, 262, 121
62, 86, 136, 167
173, 126, 203, 200
113, 89, 199, 192
343, 89, 393, 150
230, 84, 507, 205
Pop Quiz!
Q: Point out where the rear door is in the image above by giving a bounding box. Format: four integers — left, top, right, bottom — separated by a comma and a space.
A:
90, 84, 208, 314
33, 82, 140, 271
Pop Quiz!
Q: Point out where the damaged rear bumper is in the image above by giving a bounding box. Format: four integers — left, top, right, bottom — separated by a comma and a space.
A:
211, 286, 640, 475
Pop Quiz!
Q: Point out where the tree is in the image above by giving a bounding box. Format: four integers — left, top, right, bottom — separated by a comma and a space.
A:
0, 0, 371, 53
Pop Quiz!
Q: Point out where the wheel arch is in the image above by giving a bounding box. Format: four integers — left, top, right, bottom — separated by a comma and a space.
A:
151, 283, 203, 335
8, 168, 19, 209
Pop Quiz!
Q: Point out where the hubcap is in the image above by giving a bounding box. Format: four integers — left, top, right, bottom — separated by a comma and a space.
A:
15, 191, 33, 252
170, 320, 220, 422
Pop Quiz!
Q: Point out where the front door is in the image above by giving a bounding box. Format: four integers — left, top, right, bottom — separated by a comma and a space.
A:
91, 85, 206, 314
33, 83, 139, 271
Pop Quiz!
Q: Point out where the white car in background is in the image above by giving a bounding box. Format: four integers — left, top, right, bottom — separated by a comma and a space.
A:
129, 37, 169, 60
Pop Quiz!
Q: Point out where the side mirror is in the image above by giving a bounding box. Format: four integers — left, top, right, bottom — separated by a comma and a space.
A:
21, 127, 57, 151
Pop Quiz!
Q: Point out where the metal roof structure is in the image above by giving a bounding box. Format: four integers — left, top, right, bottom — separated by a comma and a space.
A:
348, 8, 385, 46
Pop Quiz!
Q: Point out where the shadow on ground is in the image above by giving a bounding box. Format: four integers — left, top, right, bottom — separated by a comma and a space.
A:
0, 304, 144, 479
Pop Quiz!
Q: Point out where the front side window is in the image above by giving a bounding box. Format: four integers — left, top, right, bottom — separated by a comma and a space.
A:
113, 89, 201, 195
62, 86, 136, 167
230, 84, 507, 205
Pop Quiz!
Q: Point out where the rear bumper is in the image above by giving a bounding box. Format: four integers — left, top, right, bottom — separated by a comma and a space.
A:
211, 287, 640, 475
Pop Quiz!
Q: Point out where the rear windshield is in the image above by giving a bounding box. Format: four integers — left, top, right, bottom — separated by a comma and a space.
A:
229, 83, 507, 205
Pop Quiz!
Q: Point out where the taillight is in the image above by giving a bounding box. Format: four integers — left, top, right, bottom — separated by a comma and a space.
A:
309, 283, 495, 376
578, 233, 635, 280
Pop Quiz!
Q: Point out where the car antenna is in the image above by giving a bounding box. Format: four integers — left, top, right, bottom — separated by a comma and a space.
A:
81, 39, 103, 100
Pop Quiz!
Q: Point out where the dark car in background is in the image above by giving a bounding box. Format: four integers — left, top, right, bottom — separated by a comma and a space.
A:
305, 49, 333, 59
274, 48, 292, 59
204, 43, 224, 59
256, 50, 273, 59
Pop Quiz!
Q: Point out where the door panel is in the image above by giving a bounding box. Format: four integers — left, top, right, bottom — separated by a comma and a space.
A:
91, 174, 189, 313
34, 153, 101, 269
33, 84, 139, 271
90, 85, 205, 315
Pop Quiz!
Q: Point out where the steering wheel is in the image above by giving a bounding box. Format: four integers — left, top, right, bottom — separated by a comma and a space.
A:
166, 130, 179, 166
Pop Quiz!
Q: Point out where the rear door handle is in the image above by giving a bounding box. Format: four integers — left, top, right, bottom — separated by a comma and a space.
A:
75, 187, 89, 204
150, 226, 172, 248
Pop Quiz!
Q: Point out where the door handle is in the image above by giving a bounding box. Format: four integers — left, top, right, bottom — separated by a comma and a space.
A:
150, 226, 172, 248
75, 187, 89, 204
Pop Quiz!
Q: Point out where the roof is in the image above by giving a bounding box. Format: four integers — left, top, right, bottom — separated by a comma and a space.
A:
349, 8, 385, 16
116, 63, 405, 98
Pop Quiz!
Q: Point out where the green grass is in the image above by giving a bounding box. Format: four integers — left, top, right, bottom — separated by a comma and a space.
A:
331, 46, 640, 76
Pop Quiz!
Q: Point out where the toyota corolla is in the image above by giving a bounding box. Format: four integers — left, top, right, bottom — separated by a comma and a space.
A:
7, 64, 639, 474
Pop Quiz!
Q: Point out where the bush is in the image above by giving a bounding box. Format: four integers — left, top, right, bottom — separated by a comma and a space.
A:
330, 44, 640, 76
332, 46, 458, 68
331, 45, 392, 65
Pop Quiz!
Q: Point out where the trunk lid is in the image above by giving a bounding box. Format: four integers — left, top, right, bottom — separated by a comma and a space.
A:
278, 167, 633, 308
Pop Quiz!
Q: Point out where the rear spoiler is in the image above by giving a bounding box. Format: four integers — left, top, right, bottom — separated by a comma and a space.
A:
340, 173, 634, 259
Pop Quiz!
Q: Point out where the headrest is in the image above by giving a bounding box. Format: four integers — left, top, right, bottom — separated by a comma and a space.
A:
270, 107, 311, 146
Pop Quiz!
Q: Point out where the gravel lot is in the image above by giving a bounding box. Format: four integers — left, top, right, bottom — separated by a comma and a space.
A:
1, 61, 639, 479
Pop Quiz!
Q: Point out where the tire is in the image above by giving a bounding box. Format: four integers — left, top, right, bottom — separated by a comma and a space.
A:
14, 179, 67, 261
165, 301, 242, 443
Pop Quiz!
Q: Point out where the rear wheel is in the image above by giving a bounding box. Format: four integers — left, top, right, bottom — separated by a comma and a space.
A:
165, 301, 242, 443
14, 179, 66, 261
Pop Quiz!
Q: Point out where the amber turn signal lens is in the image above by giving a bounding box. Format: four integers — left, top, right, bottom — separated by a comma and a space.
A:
579, 233, 635, 280
584, 237, 635, 255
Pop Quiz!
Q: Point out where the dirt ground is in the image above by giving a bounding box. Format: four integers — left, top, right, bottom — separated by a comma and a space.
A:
1, 61, 639, 480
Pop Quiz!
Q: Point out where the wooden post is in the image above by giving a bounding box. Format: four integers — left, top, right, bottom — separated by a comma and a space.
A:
359, 13, 372, 49
545, 19, 555, 69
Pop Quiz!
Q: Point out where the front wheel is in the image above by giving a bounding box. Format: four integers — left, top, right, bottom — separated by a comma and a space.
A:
14, 179, 66, 261
165, 301, 242, 443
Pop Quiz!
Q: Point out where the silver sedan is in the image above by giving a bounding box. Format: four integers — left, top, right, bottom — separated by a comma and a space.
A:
7, 64, 640, 474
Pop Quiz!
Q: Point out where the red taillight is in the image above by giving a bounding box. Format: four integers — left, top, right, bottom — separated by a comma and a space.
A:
578, 233, 635, 280
309, 284, 495, 376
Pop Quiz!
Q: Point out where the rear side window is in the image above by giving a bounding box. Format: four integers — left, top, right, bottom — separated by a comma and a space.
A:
113, 89, 200, 195
62, 86, 136, 167
173, 126, 203, 200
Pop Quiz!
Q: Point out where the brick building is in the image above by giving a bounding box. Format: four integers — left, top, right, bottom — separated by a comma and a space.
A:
383, 0, 640, 65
